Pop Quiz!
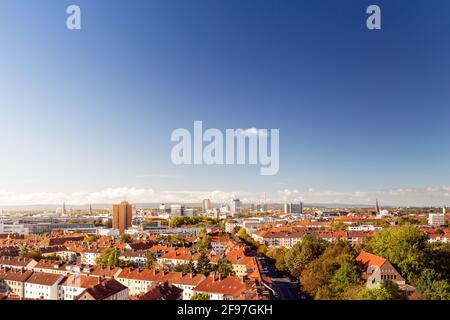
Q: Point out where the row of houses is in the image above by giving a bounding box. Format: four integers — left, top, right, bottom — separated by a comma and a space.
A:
0, 268, 128, 300
252, 227, 377, 248
0, 261, 262, 301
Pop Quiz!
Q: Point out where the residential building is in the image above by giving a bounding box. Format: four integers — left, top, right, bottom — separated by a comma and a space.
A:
0, 256, 37, 271
192, 274, 258, 300
356, 251, 406, 289
0, 268, 33, 298
75, 278, 128, 300
24, 272, 65, 300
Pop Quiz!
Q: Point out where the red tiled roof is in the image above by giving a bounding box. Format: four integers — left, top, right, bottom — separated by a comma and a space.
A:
137, 282, 182, 300
25, 272, 64, 286
193, 274, 255, 297
356, 250, 387, 269
75, 278, 127, 300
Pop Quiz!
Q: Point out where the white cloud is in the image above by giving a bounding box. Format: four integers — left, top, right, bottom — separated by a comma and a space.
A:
0, 186, 450, 206
239, 128, 269, 137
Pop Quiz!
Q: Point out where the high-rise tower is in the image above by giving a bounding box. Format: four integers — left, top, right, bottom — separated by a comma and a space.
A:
112, 201, 133, 235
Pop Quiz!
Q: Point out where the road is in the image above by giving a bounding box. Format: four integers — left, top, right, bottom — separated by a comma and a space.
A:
257, 256, 304, 300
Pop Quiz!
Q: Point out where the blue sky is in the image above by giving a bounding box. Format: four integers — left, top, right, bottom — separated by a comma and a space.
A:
0, 0, 450, 206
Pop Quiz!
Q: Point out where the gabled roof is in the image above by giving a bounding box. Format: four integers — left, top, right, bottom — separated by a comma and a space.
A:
75, 278, 127, 300
61, 274, 102, 288
25, 272, 64, 286
193, 274, 254, 297
0, 256, 35, 267
356, 250, 387, 270
137, 282, 182, 300
0, 268, 33, 282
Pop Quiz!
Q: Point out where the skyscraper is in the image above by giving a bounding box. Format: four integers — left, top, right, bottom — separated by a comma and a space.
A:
230, 198, 242, 217
202, 199, 211, 212
112, 201, 133, 235
284, 203, 302, 214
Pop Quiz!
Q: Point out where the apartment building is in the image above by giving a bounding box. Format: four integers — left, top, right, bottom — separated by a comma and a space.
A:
192, 274, 258, 300
0, 256, 38, 271
75, 278, 128, 300
24, 272, 65, 300
0, 268, 33, 298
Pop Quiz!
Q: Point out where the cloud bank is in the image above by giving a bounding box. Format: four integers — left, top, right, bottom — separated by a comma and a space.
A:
0, 186, 450, 207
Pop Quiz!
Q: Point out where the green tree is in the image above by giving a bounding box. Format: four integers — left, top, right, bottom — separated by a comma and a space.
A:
232, 226, 241, 235
191, 293, 210, 300
329, 261, 361, 296
42, 253, 60, 261
367, 225, 430, 281
284, 234, 328, 278
217, 258, 234, 277
96, 248, 120, 267
174, 260, 196, 274
28, 247, 42, 261
120, 233, 133, 244
119, 259, 134, 268
82, 235, 96, 243
144, 250, 157, 269
267, 247, 289, 272
414, 268, 450, 300
18, 245, 27, 258
196, 251, 212, 276
356, 287, 394, 300
195, 235, 212, 250
108, 249, 119, 267
299, 240, 356, 299
428, 242, 450, 280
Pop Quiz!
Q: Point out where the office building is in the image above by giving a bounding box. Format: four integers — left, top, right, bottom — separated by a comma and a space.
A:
230, 199, 242, 217
202, 199, 211, 212
112, 201, 133, 235
428, 213, 446, 227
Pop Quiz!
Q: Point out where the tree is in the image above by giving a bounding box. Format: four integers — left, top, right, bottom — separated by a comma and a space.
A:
191, 293, 210, 300
267, 247, 288, 272
284, 234, 328, 278
28, 247, 42, 261
108, 249, 119, 267
174, 261, 196, 274
18, 245, 27, 258
235, 227, 260, 248
299, 240, 357, 299
195, 235, 212, 250
82, 235, 96, 243
329, 261, 361, 297
144, 250, 157, 269
356, 287, 394, 300
217, 258, 234, 277
42, 253, 60, 261
96, 248, 120, 267
120, 233, 133, 244
118, 259, 134, 268
428, 242, 450, 280
196, 251, 212, 276
414, 268, 450, 300
367, 225, 430, 281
